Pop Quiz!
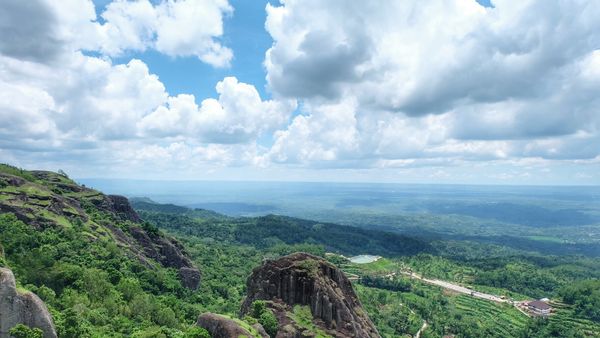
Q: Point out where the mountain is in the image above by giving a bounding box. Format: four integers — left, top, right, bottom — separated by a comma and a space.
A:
240, 252, 380, 338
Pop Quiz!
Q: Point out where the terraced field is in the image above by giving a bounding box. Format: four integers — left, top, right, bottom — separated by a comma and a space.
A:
548, 302, 600, 337
451, 295, 528, 336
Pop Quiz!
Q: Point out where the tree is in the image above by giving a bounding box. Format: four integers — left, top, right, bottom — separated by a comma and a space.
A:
251, 300, 278, 337
183, 327, 211, 338
9, 324, 43, 338
259, 311, 278, 337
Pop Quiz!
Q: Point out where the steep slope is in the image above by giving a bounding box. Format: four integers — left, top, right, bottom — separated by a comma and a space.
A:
0, 268, 56, 338
0, 167, 200, 290
241, 253, 380, 338
0, 165, 205, 336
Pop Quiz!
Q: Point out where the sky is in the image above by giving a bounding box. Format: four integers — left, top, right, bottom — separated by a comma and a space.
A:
0, 0, 599, 185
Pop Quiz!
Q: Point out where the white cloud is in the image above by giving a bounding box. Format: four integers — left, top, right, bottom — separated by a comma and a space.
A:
262, 0, 600, 171
3, 0, 234, 67
98, 0, 233, 67
0, 0, 599, 183
139, 77, 296, 143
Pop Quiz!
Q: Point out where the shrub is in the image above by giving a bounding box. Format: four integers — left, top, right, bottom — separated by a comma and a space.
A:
183, 326, 211, 338
9, 324, 44, 338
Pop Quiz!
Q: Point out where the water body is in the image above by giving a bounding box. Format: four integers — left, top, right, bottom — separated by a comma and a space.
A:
349, 255, 381, 264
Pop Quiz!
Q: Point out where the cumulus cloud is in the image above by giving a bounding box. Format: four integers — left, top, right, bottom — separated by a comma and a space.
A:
0, 0, 294, 164
0, 0, 65, 63
99, 0, 233, 67
0, 0, 233, 67
0, 0, 598, 182
139, 77, 296, 143
263, 0, 600, 170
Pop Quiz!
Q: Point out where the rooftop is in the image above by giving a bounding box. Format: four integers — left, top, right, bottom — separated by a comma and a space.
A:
529, 300, 551, 310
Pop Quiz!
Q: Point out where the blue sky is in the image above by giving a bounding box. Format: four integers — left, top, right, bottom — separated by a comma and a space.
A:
0, 0, 599, 185
109, 0, 274, 99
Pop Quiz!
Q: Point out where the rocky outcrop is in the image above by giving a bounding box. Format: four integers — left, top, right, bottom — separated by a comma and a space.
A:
89, 194, 142, 223
197, 312, 269, 338
128, 226, 201, 290
0, 268, 57, 338
107, 195, 141, 222
241, 253, 380, 338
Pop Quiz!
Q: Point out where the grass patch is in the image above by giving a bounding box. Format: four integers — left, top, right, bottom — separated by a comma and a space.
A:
0, 164, 37, 182
215, 314, 263, 338
288, 305, 333, 338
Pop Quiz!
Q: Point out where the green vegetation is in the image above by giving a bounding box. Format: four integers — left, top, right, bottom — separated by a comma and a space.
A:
288, 305, 332, 338
0, 164, 37, 182
9, 324, 44, 338
248, 301, 278, 337
559, 279, 600, 322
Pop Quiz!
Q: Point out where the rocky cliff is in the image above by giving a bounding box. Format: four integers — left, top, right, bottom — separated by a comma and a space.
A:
0, 168, 200, 290
0, 268, 57, 338
241, 252, 380, 338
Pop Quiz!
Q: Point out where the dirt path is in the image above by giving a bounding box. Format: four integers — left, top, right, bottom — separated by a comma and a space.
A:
415, 320, 428, 338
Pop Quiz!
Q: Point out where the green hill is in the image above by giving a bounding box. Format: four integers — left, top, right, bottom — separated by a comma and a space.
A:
0, 164, 205, 337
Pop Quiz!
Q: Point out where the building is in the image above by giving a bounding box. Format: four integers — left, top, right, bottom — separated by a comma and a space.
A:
528, 300, 552, 316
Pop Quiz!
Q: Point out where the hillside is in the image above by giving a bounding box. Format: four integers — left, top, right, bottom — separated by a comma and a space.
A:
134, 202, 434, 257
0, 165, 206, 336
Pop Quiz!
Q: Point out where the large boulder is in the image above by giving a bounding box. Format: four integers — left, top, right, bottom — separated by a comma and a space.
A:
196, 312, 269, 338
241, 253, 380, 338
0, 268, 57, 338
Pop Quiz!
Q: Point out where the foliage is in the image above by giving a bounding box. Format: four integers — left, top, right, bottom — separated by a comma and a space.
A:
248, 301, 278, 337
0, 163, 37, 182
259, 311, 278, 337
559, 279, 600, 322
9, 324, 44, 338
361, 275, 411, 292
183, 326, 211, 338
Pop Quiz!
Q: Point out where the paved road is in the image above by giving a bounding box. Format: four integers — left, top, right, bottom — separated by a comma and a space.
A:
400, 272, 508, 303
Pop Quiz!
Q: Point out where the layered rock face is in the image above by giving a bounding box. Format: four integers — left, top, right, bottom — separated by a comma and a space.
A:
241, 253, 380, 338
0, 268, 57, 338
197, 313, 269, 338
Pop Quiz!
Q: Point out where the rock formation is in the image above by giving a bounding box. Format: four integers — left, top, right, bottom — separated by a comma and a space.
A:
241, 252, 380, 338
0, 268, 57, 338
128, 225, 201, 290
197, 312, 269, 338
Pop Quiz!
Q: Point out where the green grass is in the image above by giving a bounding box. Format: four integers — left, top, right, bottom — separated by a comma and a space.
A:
0, 164, 37, 182
215, 314, 263, 338
352, 257, 399, 275
38, 209, 71, 227
288, 305, 332, 338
